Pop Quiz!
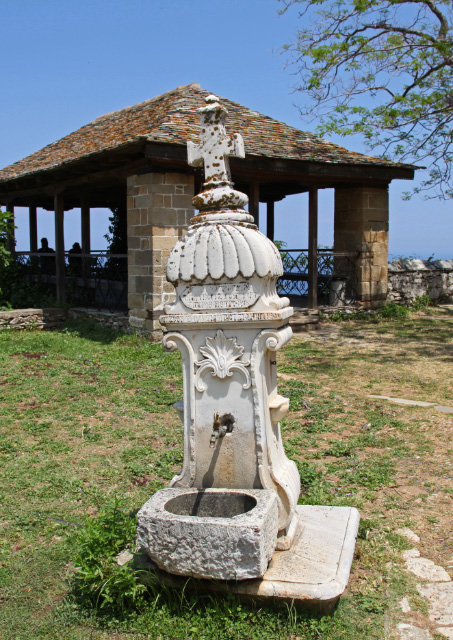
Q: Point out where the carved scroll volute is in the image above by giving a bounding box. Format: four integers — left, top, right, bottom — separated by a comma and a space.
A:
250, 326, 300, 532
162, 333, 197, 487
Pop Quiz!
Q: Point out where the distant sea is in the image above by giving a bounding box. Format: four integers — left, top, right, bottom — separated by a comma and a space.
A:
388, 253, 452, 262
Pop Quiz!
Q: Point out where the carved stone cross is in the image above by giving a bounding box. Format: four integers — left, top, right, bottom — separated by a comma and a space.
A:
187, 95, 245, 187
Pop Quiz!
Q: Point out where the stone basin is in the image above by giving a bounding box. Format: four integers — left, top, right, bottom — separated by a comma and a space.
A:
164, 490, 257, 518
137, 488, 278, 580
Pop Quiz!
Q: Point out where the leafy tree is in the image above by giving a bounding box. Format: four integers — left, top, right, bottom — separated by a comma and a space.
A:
0, 210, 14, 267
279, 0, 453, 198
105, 203, 127, 254
0, 209, 56, 309
103, 202, 128, 281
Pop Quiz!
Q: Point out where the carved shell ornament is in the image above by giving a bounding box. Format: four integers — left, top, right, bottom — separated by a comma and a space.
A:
166, 223, 283, 284
195, 330, 251, 392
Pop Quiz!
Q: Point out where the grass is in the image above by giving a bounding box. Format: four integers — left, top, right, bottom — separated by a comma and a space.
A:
0, 313, 452, 639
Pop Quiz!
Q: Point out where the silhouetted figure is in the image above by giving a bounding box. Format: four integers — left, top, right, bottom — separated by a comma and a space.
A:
37, 237, 55, 274
68, 241, 82, 275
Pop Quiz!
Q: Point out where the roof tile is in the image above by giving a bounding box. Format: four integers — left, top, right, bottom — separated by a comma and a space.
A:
0, 84, 415, 182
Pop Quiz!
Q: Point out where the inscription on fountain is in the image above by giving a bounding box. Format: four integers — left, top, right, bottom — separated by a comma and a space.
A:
181, 282, 259, 310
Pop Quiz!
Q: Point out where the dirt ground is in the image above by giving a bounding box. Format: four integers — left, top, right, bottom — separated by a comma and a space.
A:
279, 310, 453, 638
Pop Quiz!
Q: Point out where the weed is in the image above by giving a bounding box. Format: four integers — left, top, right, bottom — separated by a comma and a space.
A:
324, 439, 354, 457
365, 410, 404, 431
334, 456, 395, 490
152, 448, 184, 481
329, 309, 370, 322
71, 500, 147, 614
294, 459, 321, 488
326, 302, 414, 322
278, 378, 311, 412
411, 294, 432, 310
377, 303, 410, 319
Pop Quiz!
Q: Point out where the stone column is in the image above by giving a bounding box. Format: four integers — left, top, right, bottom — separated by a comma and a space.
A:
127, 172, 194, 338
334, 185, 389, 307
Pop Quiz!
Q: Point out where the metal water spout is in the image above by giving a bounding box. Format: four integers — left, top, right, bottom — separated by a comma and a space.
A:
210, 412, 221, 448
210, 412, 235, 448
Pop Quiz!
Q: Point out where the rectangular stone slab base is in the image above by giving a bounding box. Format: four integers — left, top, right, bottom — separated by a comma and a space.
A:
135, 505, 360, 614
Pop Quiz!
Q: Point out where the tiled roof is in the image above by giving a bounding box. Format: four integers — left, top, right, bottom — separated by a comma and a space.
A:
0, 83, 415, 182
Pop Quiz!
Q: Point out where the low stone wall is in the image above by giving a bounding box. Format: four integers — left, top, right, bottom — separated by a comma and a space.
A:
4, 260, 451, 333
68, 308, 130, 333
0, 308, 66, 330
387, 259, 453, 305
0, 307, 130, 333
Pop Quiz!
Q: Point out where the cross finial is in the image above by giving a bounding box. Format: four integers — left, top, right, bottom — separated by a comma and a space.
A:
187, 95, 245, 189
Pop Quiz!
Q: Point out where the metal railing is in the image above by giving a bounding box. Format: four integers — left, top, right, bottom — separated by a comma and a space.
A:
15, 247, 360, 313
277, 249, 360, 307
16, 251, 128, 312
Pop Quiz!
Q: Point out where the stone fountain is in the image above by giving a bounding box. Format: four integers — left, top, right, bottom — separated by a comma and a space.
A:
137, 95, 359, 609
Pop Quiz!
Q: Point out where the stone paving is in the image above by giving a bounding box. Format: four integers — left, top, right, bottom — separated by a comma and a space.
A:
397, 623, 434, 640
358, 393, 451, 636
397, 528, 453, 639
369, 394, 453, 414
364, 380, 452, 637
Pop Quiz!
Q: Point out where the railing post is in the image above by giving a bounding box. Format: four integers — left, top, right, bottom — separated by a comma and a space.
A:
308, 188, 318, 309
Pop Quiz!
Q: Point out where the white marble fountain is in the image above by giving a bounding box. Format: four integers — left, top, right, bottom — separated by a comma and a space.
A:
136, 95, 359, 608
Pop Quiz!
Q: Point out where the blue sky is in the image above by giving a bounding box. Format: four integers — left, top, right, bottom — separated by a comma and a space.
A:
1, 0, 451, 259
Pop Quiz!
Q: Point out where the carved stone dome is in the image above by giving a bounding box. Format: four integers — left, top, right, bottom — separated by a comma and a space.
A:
166, 221, 283, 284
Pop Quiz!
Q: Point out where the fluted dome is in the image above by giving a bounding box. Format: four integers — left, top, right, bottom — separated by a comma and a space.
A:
166, 223, 283, 284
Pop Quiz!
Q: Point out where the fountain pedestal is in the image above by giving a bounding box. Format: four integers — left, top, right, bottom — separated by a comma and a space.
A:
136, 95, 359, 606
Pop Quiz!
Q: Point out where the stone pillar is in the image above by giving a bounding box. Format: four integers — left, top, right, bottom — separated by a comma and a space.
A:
334, 186, 389, 307
127, 172, 195, 338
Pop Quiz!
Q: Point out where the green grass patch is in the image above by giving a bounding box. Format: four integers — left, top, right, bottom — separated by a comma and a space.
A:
0, 316, 450, 638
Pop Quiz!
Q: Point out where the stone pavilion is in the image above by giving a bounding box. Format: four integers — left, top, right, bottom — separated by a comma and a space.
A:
0, 83, 416, 338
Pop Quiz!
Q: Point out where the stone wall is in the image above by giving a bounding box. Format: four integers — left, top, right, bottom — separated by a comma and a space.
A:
0, 308, 65, 330
68, 308, 130, 332
335, 186, 389, 307
387, 259, 453, 305
127, 172, 194, 339
0, 307, 134, 334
